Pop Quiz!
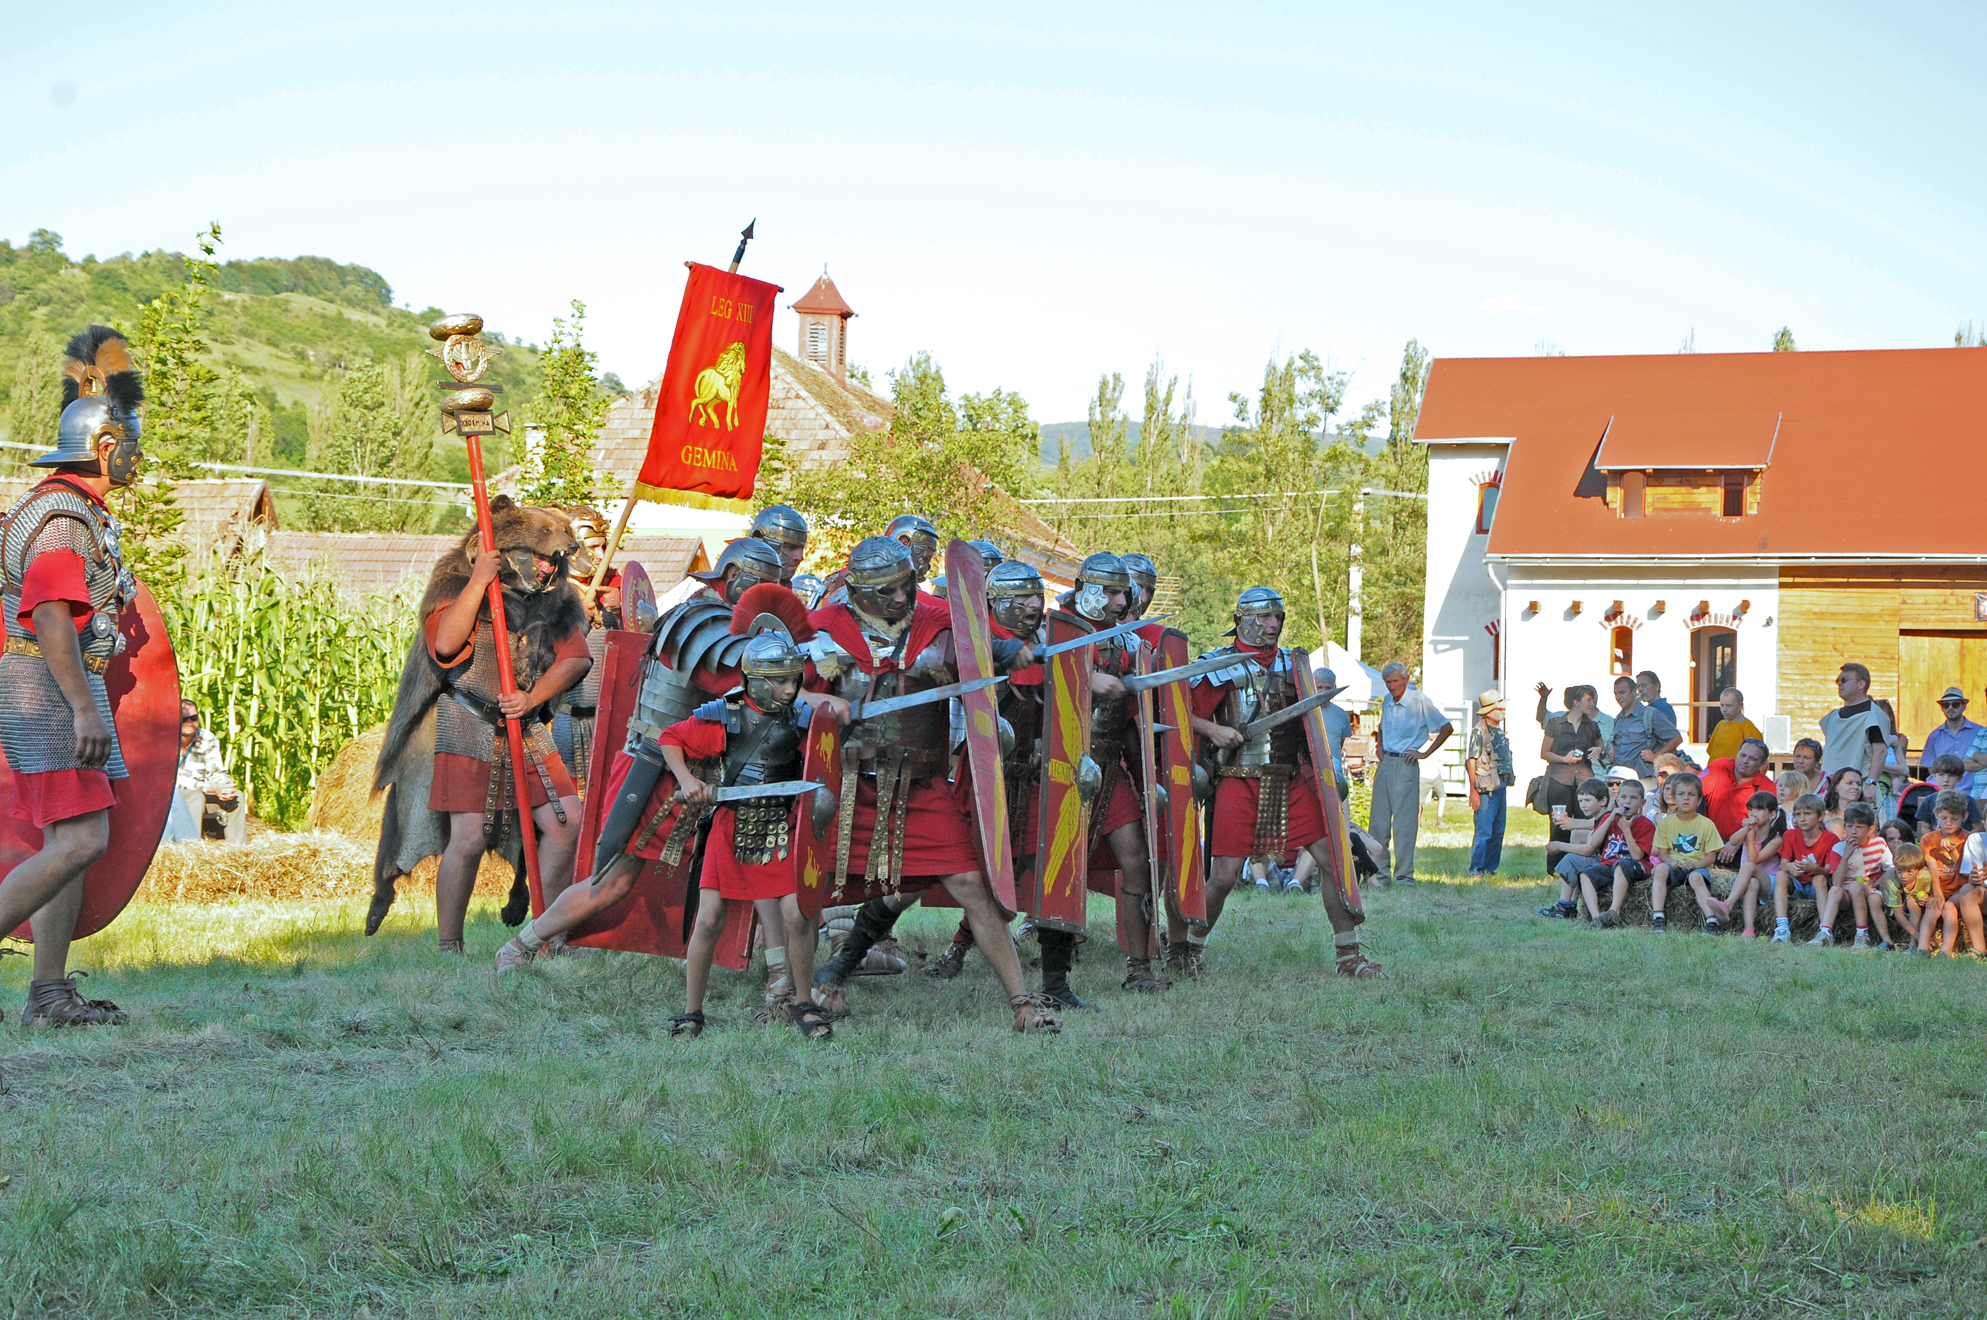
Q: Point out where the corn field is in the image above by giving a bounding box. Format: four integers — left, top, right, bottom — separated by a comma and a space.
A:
164, 552, 417, 829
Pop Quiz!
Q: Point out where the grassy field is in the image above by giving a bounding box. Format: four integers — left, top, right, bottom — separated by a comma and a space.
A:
4, 807, 1986, 1318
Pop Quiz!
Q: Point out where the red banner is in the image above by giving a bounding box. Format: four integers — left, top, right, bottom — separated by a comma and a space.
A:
636, 262, 781, 511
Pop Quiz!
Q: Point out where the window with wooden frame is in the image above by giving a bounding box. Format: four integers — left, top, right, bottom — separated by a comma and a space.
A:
1610, 626, 1634, 677
1475, 481, 1499, 534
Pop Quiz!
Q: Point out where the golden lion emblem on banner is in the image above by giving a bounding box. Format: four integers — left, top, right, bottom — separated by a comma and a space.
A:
689, 341, 749, 430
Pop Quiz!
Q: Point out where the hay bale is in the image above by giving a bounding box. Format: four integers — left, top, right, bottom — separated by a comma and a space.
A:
308, 724, 387, 839
135, 830, 516, 906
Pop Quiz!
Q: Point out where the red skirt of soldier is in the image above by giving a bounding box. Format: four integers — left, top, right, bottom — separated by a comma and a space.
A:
1208, 766, 1328, 858
10, 767, 116, 828
430, 750, 576, 814
835, 775, 982, 891
697, 809, 798, 902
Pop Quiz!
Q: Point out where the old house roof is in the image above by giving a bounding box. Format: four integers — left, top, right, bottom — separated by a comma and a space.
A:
790, 271, 856, 317
0, 477, 275, 559
1414, 347, 1987, 562
265, 531, 706, 596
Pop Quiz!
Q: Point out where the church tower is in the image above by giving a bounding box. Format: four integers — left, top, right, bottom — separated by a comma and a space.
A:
790, 268, 856, 384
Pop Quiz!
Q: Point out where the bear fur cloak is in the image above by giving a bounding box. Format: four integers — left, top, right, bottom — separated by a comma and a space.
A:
367, 498, 587, 934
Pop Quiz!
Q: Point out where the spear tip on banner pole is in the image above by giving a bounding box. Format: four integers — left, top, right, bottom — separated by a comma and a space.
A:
729, 219, 756, 274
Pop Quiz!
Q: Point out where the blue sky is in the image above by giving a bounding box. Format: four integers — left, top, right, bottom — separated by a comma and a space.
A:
3, 2, 1980, 425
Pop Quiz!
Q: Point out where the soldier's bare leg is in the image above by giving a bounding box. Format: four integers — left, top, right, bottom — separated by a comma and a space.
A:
1166, 854, 1246, 976
435, 812, 488, 949
1309, 837, 1383, 977
0, 812, 108, 979
535, 795, 584, 908
1108, 820, 1165, 990
682, 893, 727, 1015
940, 870, 1059, 1031
495, 853, 645, 971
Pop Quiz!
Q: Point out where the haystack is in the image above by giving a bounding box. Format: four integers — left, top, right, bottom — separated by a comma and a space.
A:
309, 723, 388, 839
137, 831, 516, 906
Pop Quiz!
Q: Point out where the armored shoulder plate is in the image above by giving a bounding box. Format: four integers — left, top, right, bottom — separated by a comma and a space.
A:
693, 697, 732, 726
628, 599, 753, 742
1191, 646, 1255, 689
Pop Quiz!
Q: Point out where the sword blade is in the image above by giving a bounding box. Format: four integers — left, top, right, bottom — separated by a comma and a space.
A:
1122, 652, 1239, 694
1033, 614, 1171, 661
1237, 686, 1347, 739
847, 674, 1006, 722
707, 779, 824, 803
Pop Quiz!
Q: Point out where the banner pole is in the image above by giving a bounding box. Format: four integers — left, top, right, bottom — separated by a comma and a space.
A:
463, 431, 544, 910
586, 481, 639, 598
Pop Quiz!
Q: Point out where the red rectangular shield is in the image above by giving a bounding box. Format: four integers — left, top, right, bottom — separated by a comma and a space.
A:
944, 540, 1017, 913
636, 263, 781, 510
568, 630, 750, 968
793, 706, 843, 922
1157, 628, 1206, 921
1293, 661, 1361, 918
1034, 610, 1094, 933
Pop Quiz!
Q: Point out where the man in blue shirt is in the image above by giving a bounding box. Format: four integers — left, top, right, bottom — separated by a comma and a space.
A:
1315, 666, 1352, 796
1922, 687, 1983, 797
1367, 661, 1453, 885
1636, 670, 1677, 730
1612, 675, 1682, 787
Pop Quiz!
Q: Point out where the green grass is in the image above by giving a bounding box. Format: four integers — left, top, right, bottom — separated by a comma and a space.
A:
3, 815, 1986, 1317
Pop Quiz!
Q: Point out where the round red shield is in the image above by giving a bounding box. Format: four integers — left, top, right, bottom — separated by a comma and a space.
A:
618, 560, 657, 632
4, 581, 181, 940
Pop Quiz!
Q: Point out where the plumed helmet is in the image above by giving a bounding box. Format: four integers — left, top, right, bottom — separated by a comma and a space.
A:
986, 560, 1044, 632
790, 573, 828, 609
740, 623, 805, 709
1231, 585, 1287, 646
1074, 552, 1131, 590
846, 536, 917, 619
42, 326, 144, 486
968, 540, 1005, 570
750, 503, 808, 548
693, 537, 785, 603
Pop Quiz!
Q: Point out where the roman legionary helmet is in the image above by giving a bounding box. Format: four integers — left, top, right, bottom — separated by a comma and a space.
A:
968, 540, 1006, 571
1231, 585, 1287, 647
739, 624, 805, 710
846, 535, 917, 621
1070, 551, 1131, 622
790, 573, 828, 609
692, 537, 784, 604
986, 559, 1044, 633
884, 513, 940, 578
40, 326, 144, 487
1120, 552, 1158, 612
750, 504, 808, 551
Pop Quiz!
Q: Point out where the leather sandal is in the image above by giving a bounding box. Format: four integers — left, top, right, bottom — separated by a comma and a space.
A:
1334, 948, 1386, 978
23, 974, 128, 1027
789, 999, 835, 1041
810, 984, 851, 1019
923, 938, 971, 981
1010, 993, 1062, 1034
493, 937, 535, 975
437, 939, 466, 956
670, 1011, 706, 1039
1121, 958, 1171, 993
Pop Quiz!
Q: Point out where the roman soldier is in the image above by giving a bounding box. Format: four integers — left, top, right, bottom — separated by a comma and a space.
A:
1054, 552, 1168, 992
1121, 553, 1160, 634
790, 574, 828, 609
884, 513, 941, 584
369, 500, 592, 947
0, 326, 145, 1026
1182, 587, 1381, 978
804, 537, 1058, 1033
749, 504, 809, 584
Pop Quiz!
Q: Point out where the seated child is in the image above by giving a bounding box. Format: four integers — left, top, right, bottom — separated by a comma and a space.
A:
1539, 778, 1609, 919
1573, 779, 1656, 928
1650, 772, 1725, 933
1916, 789, 1983, 956
1815, 801, 1896, 948
1881, 816, 1913, 856
1772, 793, 1838, 943
1914, 755, 1985, 840
1776, 770, 1808, 829
1645, 774, 1675, 828
1717, 790, 1786, 938
1891, 841, 1931, 945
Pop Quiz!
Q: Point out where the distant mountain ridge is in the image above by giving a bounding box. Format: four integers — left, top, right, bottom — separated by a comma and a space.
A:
1038, 420, 1383, 465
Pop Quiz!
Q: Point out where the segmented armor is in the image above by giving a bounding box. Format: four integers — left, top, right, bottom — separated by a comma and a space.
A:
1195, 645, 1309, 861
1086, 628, 1138, 848
0, 481, 134, 779
696, 696, 806, 866
823, 619, 951, 890
552, 626, 608, 793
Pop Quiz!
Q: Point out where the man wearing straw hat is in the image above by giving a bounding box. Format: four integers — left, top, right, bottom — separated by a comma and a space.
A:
1466, 689, 1514, 881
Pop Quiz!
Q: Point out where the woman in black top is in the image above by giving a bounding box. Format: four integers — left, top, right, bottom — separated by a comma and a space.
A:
1540, 685, 1603, 846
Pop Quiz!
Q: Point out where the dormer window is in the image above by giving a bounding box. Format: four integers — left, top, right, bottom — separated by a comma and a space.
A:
1591, 411, 1775, 519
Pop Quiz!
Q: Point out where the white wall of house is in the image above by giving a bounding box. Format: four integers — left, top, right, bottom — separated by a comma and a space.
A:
1420, 441, 1511, 711
1499, 565, 1780, 786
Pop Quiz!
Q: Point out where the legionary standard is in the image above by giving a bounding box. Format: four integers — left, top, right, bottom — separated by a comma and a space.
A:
0, 326, 178, 1026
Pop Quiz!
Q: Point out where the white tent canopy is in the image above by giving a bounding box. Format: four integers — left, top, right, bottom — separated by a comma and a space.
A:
1309, 642, 1385, 709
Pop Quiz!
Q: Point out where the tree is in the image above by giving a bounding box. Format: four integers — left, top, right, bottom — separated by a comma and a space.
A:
298, 353, 444, 532
521, 299, 609, 506
1356, 338, 1433, 674
3, 331, 65, 472
1772, 326, 1797, 352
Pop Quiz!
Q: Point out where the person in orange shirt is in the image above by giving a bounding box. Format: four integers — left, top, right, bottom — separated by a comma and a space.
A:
1704, 688, 1765, 764
1914, 790, 1982, 956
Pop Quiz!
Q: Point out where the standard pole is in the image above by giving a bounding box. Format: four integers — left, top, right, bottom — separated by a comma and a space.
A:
463, 431, 545, 911
585, 483, 639, 598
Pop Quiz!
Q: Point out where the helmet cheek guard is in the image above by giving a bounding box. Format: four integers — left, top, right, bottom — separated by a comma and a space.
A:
847, 537, 918, 622
740, 625, 805, 711
1231, 586, 1287, 647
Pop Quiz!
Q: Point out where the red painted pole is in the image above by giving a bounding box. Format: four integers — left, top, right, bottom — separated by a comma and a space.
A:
462, 431, 544, 911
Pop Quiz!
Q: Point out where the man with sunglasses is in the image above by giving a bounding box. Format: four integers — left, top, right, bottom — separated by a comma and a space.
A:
1923, 687, 1983, 799
176, 703, 246, 844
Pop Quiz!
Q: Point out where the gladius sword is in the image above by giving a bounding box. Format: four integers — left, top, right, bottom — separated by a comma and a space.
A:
1029, 613, 1174, 661
1121, 652, 1243, 694
672, 779, 824, 805
845, 674, 1006, 723
1235, 686, 1349, 740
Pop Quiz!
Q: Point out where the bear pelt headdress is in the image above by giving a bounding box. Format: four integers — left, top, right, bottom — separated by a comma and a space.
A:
366, 498, 589, 933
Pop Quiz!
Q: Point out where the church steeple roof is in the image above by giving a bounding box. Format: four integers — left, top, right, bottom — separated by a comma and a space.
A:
789, 268, 856, 318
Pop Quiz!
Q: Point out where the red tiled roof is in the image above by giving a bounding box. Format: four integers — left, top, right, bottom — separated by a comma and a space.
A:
789, 271, 855, 317
0, 477, 274, 559
1414, 348, 1987, 560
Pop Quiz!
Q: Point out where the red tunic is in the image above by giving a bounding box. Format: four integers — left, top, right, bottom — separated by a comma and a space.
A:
424, 602, 587, 813
1190, 646, 1328, 859
805, 598, 980, 882
8, 476, 117, 826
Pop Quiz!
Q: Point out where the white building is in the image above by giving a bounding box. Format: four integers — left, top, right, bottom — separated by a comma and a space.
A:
1417, 347, 1987, 788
